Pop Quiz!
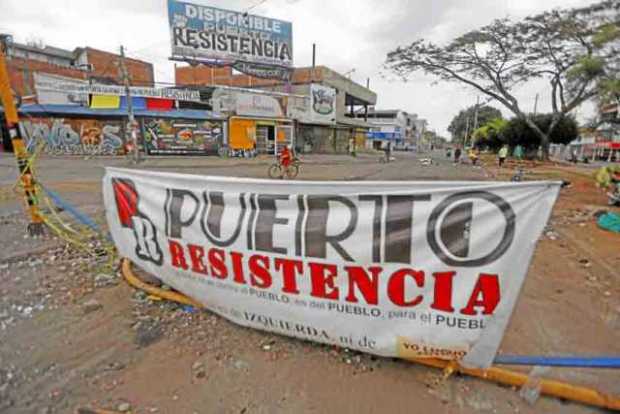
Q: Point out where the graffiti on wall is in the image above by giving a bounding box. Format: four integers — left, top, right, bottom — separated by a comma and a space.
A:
20, 117, 126, 155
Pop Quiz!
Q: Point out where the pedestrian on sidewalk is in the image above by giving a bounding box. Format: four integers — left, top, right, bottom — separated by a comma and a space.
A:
498, 145, 508, 167
454, 146, 462, 164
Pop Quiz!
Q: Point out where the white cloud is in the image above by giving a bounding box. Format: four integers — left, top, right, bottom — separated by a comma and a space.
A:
0, 0, 599, 137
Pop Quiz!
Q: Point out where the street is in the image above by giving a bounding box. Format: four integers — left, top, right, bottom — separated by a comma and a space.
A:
0, 151, 618, 414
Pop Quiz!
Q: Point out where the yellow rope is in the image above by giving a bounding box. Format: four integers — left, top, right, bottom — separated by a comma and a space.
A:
119, 257, 620, 412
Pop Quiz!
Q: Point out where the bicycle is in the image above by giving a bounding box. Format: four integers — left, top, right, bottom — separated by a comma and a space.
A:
268, 156, 300, 179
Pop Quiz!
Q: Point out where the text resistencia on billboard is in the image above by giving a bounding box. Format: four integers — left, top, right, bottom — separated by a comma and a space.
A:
169, 0, 293, 67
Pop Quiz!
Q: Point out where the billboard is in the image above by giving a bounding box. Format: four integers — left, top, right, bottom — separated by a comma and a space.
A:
142, 118, 224, 155
34, 73, 89, 106
104, 168, 560, 368
287, 84, 336, 125
168, 0, 293, 70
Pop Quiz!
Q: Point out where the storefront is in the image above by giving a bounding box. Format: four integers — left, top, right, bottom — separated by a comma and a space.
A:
214, 88, 295, 155
228, 116, 293, 155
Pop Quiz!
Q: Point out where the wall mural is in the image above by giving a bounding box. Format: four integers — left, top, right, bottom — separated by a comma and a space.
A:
20, 117, 126, 156
143, 118, 224, 155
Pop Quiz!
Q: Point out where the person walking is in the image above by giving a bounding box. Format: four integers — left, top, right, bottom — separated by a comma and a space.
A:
498, 145, 508, 167
514, 144, 524, 161
454, 146, 462, 164
468, 147, 479, 166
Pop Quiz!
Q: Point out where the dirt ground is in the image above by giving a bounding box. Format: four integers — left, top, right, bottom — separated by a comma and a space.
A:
0, 151, 618, 414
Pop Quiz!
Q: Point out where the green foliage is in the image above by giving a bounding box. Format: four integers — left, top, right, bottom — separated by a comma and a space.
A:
385, 0, 618, 156
500, 114, 578, 150
447, 105, 502, 143
472, 118, 508, 150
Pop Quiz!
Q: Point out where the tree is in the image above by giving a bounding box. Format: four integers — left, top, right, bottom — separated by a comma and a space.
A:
448, 105, 502, 144
500, 114, 578, 150
472, 118, 508, 150
385, 1, 619, 158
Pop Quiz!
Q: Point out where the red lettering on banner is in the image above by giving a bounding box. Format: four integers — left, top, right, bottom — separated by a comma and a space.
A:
169, 240, 189, 270
249, 255, 272, 288
308, 262, 339, 300
460, 274, 500, 315
431, 271, 456, 312
344, 266, 381, 305
387, 269, 424, 307
230, 251, 246, 284
163, 239, 501, 315
274, 258, 304, 294
188, 244, 209, 275
208, 248, 228, 279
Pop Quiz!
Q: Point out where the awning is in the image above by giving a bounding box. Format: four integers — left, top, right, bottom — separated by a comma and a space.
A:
5, 104, 224, 121
596, 141, 620, 150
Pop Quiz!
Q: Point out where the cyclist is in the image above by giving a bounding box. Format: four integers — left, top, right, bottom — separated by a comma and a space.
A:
280, 145, 293, 168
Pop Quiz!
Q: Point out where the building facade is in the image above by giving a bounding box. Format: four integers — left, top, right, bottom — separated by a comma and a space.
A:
2, 35, 155, 98
176, 65, 377, 154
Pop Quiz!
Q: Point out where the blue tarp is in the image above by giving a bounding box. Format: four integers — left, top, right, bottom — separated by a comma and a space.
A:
367, 131, 403, 141
119, 97, 147, 111
2, 104, 223, 121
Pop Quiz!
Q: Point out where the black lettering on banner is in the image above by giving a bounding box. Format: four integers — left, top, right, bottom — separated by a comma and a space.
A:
305, 196, 357, 262
359, 195, 383, 263
132, 216, 163, 266
427, 191, 516, 267
200, 191, 246, 247
247, 193, 258, 250
165, 189, 199, 239
295, 195, 305, 257
385, 195, 431, 263
255, 194, 290, 255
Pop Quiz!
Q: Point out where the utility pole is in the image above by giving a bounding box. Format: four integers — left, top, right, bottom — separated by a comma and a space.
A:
119, 45, 139, 163
473, 95, 480, 131
0, 36, 45, 235
533, 93, 539, 115
463, 116, 471, 147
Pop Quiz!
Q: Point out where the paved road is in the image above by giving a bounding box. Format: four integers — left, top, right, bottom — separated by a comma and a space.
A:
0, 151, 487, 215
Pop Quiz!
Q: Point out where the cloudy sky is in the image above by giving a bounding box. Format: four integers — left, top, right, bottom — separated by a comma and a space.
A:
1, 0, 598, 137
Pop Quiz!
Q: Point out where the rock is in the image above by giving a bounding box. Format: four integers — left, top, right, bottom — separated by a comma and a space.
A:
0, 263, 8, 270
192, 361, 204, 371
94, 273, 117, 288
233, 359, 249, 370
134, 321, 163, 348
82, 299, 102, 314
118, 402, 131, 412
262, 344, 271, 351
604, 291, 611, 297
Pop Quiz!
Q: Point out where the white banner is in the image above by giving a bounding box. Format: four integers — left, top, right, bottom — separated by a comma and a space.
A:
33, 79, 202, 103
103, 168, 560, 368
34, 72, 89, 105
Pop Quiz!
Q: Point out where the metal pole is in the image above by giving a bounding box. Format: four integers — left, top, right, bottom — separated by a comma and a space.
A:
533, 93, 539, 115
0, 38, 45, 235
119, 46, 139, 163
312, 43, 316, 68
